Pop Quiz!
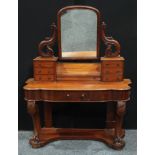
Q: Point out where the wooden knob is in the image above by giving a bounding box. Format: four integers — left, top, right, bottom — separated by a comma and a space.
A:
81, 94, 85, 97
66, 94, 70, 97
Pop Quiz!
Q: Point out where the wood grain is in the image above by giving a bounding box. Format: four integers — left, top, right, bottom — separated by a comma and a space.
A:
62, 51, 97, 58
24, 79, 131, 90
57, 62, 101, 80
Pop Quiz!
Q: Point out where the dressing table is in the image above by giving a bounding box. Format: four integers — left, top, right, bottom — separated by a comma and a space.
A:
23, 5, 131, 150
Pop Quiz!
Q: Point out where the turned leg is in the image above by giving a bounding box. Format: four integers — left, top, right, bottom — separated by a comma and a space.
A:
106, 102, 116, 128
27, 100, 41, 146
113, 101, 126, 149
44, 102, 52, 127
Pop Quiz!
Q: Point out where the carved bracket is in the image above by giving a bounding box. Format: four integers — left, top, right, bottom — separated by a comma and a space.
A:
38, 23, 57, 57
116, 101, 126, 116
101, 22, 121, 57
27, 101, 36, 115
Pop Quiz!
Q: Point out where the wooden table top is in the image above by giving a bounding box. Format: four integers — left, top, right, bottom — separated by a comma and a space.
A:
24, 79, 131, 91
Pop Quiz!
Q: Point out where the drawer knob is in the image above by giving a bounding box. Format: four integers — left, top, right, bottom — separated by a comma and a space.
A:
66, 94, 70, 97
81, 94, 85, 97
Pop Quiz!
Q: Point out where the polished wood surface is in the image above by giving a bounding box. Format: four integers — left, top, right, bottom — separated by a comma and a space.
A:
57, 62, 100, 81
23, 5, 132, 150
24, 79, 131, 90
24, 79, 131, 149
33, 57, 57, 81
101, 57, 124, 82
62, 51, 97, 58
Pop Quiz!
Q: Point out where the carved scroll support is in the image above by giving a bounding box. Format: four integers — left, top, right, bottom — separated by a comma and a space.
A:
38, 23, 57, 57
101, 22, 121, 57
113, 101, 126, 149
27, 100, 41, 146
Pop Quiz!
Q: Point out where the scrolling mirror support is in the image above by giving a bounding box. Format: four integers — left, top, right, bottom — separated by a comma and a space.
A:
24, 5, 131, 150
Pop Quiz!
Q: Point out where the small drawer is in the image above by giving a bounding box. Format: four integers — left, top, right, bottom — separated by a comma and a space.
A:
102, 68, 123, 74
102, 61, 123, 68
34, 75, 55, 81
34, 61, 55, 68
34, 68, 55, 75
53, 91, 90, 101
102, 73, 123, 82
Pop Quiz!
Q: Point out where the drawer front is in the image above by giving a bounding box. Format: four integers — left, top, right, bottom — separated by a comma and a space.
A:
34, 61, 55, 68
53, 91, 89, 101
89, 91, 130, 101
25, 90, 130, 101
34, 68, 55, 75
34, 75, 55, 81
102, 61, 123, 68
101, 60, 124, 82
102, 68, 123, 74
101, 73, 123, 82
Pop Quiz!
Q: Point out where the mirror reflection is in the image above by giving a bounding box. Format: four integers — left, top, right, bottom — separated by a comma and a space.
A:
61, 9, 97, 58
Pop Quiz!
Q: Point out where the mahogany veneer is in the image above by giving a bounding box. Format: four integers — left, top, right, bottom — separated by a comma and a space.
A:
33, 57, 57, 81
24, 78, 131, 150
23, 5, 132, 150
101, 57, 124, 82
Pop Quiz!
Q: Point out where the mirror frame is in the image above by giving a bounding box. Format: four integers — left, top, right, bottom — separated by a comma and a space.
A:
57, 5, 101, 60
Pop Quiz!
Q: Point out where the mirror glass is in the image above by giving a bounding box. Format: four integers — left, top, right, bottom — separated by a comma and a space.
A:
60, 9, 97, 59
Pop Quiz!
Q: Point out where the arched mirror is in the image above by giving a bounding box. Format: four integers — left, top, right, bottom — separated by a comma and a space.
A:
58, 6, 100, 60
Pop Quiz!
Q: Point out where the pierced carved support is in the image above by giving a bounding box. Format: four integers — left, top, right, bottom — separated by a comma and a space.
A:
38, 23, 57, 57
113, 101, 126, 149
101, 22, 120, 57
27, 101, 41, 145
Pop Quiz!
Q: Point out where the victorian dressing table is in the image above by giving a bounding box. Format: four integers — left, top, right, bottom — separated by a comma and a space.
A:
23, 6, 131, 150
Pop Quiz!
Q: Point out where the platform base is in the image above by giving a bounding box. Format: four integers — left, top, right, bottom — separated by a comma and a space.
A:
29, 128, 125, 150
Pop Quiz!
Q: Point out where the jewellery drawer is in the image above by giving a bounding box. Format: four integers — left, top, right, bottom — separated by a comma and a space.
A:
34, 61, 55, 68
25, 90, 130, 101
34, 68, 55, 75
101, 57, 124, 82
34, 75, 56, 81
101, 73, 123, 82
102, 61, 123, 68
102, 68, 123, 74
52, 91, 90, 101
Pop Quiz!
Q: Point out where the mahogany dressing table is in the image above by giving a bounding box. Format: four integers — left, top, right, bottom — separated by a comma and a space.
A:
23, 6, 131, 150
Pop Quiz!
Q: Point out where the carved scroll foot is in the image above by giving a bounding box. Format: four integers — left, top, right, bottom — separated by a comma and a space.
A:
112, 137, 125, 150
29, 136, 42, 148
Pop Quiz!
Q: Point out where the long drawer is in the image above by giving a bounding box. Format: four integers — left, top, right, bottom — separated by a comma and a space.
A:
25, 90, 130, 101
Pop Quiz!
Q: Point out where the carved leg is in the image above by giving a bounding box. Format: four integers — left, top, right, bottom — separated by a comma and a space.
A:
27, 100, 41, 147
113, 101, 126, 149
44, 102, 52, 127
106, 102, 115, 128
